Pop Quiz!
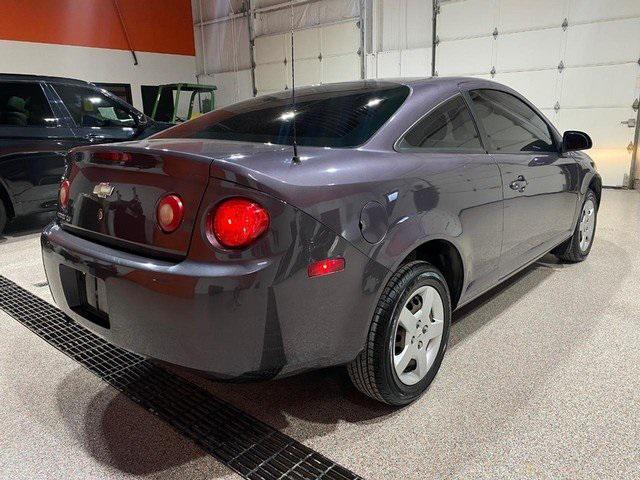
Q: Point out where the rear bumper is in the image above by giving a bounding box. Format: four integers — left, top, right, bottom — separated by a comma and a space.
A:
41, 222, 388, 379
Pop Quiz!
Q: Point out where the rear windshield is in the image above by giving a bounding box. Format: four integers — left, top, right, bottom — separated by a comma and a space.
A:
153, 83, 409, 148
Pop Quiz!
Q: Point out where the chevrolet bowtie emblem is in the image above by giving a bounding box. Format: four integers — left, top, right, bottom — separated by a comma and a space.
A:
93, 182, 115, 199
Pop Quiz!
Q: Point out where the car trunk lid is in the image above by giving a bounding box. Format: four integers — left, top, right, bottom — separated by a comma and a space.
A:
61, 145, 212, 259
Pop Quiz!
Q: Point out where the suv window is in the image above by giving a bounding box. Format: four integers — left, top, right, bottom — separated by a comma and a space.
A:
0, 82, 56, 127
53, 84, 135, 128
469, 89, 555, 153
154, 83, 410, 148
397, 95, 483, 151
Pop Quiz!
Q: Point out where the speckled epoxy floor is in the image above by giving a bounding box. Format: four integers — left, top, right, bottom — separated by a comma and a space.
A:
1, 189, 639, 479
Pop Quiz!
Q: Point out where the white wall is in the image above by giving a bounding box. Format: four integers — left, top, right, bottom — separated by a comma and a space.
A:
0, 39, 197, 111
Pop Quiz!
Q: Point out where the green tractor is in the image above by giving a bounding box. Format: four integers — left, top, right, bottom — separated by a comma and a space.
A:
150, 83, 216, 123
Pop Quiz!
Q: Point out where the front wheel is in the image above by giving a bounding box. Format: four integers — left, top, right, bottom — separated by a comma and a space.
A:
553, 189, 598, 262
0, 199, 7, 235
347, 261, 451, 406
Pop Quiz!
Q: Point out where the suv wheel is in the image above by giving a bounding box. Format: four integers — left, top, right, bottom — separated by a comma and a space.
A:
0, 199, 7, 235
347, 261, 451, 406
554, 189, 598, 262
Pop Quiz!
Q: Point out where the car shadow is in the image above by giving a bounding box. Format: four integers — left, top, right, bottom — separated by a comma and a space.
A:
0, 212, 53, 243
54, 371, 216, 476
448, 253, 559, 350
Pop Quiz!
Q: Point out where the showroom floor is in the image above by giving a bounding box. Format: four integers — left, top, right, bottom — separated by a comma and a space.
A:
1, 189, 638, 480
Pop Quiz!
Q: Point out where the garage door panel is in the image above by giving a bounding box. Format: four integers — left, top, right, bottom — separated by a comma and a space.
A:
495, 70, 558, 109
255, 62, 286, 92
322, 54, 360, 83
438, 0, 495, 40
321, 22, 360, 56
437, 37, 492, 75
254, 34, 286, 65
557, 108, 635, 186
568, 0, 640, 23
285, 28, 320, 61
499, 0, 565, 32
377, 50, 401, 77
496, 28, 563, 71
286, 58, 321, 88
400, 48, 431, 77
381, 0, 403, 51
561, 64, 639, 108
405, 0, 433, 48
366, 53, 377, 79
565, 18, 640, 66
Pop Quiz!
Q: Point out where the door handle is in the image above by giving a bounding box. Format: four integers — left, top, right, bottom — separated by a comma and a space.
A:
621, 118, 636, 128
509, 175, 528, 192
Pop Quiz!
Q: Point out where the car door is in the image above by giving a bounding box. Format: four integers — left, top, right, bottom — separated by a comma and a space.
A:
396, 94, 503, 299
0, 80, 77, 215
466, 88, 580, 275
49, 82, 139, 145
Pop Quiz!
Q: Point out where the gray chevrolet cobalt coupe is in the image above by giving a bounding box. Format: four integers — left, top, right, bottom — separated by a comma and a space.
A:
41, 78, 600, 405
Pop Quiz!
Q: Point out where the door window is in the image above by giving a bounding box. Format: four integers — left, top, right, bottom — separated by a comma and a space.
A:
53, 84, 136, 129
469, 89, 556, 153
0, 82, 57, 127
397, 95, 483, 151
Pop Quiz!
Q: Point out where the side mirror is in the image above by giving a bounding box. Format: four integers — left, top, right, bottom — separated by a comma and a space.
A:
562, 130, 592, 152
131, 113, 149, 137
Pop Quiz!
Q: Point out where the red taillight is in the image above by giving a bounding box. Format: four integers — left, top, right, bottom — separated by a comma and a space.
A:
307, 258, 345, 277
156, 194, 184, 233
93, 151, 132, 162
59, 179, 70, 209
207, 198, 269, 249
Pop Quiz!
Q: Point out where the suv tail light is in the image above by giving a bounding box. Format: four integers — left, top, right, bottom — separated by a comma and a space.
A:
59, 179, 70, 209
206, 198, 269, 249
156, 194, 184, 233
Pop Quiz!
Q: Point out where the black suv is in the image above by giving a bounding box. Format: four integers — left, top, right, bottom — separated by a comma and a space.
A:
0, 74, 171, 234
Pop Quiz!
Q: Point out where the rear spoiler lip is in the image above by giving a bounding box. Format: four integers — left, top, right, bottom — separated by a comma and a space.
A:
67, 143, 274, 190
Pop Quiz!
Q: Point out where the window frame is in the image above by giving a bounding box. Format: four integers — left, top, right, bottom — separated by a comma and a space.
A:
465, 88, 560, 155
0, 80, 61, 130
394, 93, 487, 154
94, 82, 134, 105
49, 81, 138, 130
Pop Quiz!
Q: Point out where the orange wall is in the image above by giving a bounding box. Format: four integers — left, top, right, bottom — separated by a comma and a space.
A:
0, 0, 195, 56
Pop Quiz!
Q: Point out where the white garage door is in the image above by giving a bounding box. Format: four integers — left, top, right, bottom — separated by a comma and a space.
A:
437, 0, 640, 186
254, 20, 362, 96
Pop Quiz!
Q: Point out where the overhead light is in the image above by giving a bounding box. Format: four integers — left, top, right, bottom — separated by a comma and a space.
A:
366, 98, 382, 107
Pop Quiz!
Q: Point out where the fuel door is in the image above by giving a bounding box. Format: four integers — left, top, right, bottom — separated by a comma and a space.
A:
359, 201, 388, 244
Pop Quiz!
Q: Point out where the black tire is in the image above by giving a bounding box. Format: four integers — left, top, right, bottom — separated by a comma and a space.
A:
553, 189, 598, 263
0, 199, 7, 236
347, 261, 451, 406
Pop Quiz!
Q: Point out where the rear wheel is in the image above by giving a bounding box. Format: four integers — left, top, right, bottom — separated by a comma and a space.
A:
347, 261, 451, 406
0, 199, 7, 235
554, 189, 598, 262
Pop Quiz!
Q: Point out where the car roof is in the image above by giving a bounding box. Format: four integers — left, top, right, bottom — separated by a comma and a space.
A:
0, 72, 93, 86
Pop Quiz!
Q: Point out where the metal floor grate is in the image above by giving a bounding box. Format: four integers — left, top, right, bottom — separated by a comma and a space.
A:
0, 276, 362, 480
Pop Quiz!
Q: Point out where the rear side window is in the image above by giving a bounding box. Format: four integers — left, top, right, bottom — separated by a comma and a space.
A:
153, 84, 410, 148
469, 89, 556, 153
397, 95, 483, 151
0, 82, 56, 127
53, 84, 136, 128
